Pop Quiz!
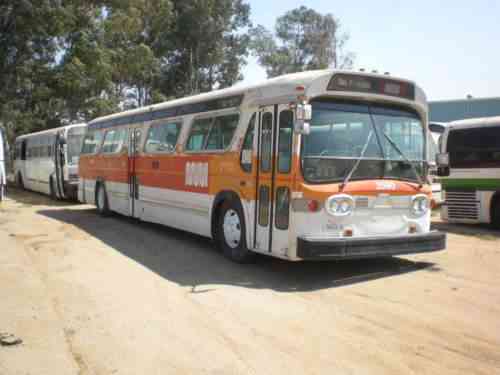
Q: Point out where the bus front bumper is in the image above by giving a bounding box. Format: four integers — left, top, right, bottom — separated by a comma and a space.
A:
297, 231, 446, 260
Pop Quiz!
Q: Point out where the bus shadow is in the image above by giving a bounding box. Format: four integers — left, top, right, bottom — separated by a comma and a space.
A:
432, 221, 500, 240
38, 208, 438, 293
6, 186, 81, 207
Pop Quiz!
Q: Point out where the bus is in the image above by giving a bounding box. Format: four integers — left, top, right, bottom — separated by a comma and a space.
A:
0, 126, 7, 201
436, 116, 500, 227
14, 123, 87, 200
79, 70, 446, 262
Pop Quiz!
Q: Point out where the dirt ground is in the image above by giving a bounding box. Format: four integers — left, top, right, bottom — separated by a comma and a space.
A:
0, 187, 499, 375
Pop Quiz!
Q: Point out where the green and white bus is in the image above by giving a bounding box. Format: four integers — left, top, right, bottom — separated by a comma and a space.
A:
437, 116, 500, 227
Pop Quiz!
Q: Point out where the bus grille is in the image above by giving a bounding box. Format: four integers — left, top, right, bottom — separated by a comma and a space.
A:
445, 190, 479, 220
355, 197, 369, 208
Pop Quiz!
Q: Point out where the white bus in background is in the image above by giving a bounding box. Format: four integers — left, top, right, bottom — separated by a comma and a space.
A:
14, 123, 87, 200
428, 122, 447, 206
437, 116, 500, 227
0, 126, 7, 201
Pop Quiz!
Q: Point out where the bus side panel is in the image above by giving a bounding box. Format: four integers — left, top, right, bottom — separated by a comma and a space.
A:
135, 153, 213, 237
78, 155, 98, 205
101, 153, 129, 216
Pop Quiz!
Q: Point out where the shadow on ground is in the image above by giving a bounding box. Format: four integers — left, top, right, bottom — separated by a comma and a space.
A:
4, 186, 80, 207
37, 205, 438, 293
432, 221, 500, 241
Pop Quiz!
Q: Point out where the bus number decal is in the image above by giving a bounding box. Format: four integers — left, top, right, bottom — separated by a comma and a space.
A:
185, 162, 209, 188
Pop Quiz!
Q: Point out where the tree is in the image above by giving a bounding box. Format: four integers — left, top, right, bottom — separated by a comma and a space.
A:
103, 0, 173, 108
158, 0, 251, 98
250, 6, 354, 78
0, 0, 252, 144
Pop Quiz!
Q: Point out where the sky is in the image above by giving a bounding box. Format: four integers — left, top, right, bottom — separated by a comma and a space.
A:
240, 0, 500, 101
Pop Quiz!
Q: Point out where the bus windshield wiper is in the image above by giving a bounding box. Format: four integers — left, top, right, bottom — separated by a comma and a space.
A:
381, 131, 424, 187
339, 130, 373, 191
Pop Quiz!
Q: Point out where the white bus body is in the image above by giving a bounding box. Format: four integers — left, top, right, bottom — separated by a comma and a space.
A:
438, 116, 500, 226
14, 123, 87, 199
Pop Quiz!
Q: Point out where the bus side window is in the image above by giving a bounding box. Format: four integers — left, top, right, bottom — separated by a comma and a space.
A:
145, 122, 181, 153
277, 110, 293, 173
186, 118, 212, 151
206, 114, 239, 150
102, 130, 116, 153
240, 113, 256, 173
82, 131, 103, 154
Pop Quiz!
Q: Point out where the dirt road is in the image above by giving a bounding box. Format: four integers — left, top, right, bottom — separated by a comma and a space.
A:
1, 188, 499, 375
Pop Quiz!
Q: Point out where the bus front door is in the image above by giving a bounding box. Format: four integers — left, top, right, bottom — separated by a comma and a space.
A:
254, 105, 294, 257
128, 127, 142, 218
53, 132, 66, 199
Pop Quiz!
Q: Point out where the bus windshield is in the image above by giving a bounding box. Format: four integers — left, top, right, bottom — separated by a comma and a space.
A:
447, 125, 500, 168
302, 101, 425, 183
67, 127, 86, 165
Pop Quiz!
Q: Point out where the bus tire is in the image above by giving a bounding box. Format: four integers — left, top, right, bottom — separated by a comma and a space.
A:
491, 195, 500, 229
49, 177, 57, 200
216, 199, 255, 263
96, 183, 111, 217
16, 173, 24, 189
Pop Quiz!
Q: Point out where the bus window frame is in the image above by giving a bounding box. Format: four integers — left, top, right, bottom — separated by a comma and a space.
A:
184, 110, 241, 154
240, 112, 256, 173
143, 119, 183, 155
101, 128, 129, 155
82, 130, 105, 155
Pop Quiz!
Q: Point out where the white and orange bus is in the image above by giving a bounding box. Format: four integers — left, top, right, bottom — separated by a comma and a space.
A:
79, 70, 446, 262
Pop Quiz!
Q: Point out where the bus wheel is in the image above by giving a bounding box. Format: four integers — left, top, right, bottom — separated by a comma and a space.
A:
96, 183, 111, 216
217, 200, 255, 263
49, 178, 57, 200
16, 173, 24, 189
491, 197, 500, 229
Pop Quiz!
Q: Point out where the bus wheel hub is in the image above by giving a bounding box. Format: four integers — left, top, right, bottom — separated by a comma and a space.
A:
223, 209, 241, 248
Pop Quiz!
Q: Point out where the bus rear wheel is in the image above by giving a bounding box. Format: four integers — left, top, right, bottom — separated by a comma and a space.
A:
16, 173, 24, 190
50, 177, 58, 200
96, 183, 111, 216
217, 199, 255, 263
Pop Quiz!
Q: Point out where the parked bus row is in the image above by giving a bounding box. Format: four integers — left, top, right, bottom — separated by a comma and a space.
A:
11, 69, 449, 262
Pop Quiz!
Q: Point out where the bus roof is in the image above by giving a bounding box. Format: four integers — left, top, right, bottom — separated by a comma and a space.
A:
16, 123, 87, 141
89, 69, 424, 130
448, 116, 500, 130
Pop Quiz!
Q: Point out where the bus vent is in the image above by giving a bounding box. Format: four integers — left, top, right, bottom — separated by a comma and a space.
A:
445, 190, 479, 220
355, 197, 369, 208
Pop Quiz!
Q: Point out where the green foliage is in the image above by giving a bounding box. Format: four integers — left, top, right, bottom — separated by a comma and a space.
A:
250, 6, 355, 78
0, 0, 251, 145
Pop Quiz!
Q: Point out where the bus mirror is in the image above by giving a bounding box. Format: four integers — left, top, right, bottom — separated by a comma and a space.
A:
436, 153, 449, 167
294, 119, 310, 135
296, 103, 312, 122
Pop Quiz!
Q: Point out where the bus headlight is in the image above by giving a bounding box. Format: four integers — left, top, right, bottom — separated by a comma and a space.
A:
326, 194, 354, 217
411, 195, 429, 216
